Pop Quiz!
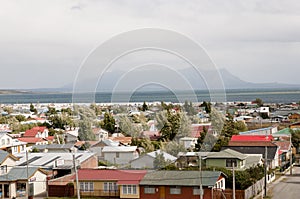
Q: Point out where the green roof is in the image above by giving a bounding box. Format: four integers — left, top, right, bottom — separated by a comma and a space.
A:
273, 128, 291, 136
205, 149, 247, 160
0, 167, 40, 182
140, 170, 224, 187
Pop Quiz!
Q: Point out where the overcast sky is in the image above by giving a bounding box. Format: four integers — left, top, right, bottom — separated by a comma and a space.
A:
0, 0, 300, 89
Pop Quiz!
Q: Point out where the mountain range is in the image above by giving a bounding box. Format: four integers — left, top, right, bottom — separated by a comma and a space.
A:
21, 68, 300, 93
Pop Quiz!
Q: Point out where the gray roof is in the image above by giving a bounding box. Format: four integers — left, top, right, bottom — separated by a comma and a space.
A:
222, 146, 277, 159
34, 143, 74, 150
147, 150, 177, 161
0, 167, 41, 181
16, 152, 96, 168
245, 154, 262, 168
205, 149, 248, 160
140, 170, 224, 187
0, 150, 9, 163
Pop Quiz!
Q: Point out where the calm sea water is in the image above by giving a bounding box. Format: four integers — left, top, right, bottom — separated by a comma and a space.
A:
0, 88, 300, 104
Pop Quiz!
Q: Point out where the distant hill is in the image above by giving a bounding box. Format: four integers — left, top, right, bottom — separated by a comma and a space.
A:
17, 68, 300, 93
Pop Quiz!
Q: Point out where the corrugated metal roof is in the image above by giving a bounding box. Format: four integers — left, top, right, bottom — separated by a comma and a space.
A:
205, 149, 247, 160
140, 171, 223, 187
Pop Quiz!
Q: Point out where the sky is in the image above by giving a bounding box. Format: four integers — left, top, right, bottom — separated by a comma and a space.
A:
0, 0, 300, 89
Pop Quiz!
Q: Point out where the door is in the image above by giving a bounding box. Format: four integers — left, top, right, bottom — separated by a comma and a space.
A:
159, 186, 165, 199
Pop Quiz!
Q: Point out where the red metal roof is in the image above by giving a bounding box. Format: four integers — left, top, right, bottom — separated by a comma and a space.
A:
18, 137, 47, 144
77, 169, 147, 185
24, 126, 47, 137
231, 135, 274, 142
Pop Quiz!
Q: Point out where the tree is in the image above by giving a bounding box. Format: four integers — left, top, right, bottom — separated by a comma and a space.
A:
153, 152, 171, 169
194, 127, 207, 152
176, 112, 192, 140
253, 98, 263, 107
15, 115, 26, 122
141, 101, 148, 112
201, 101, 211, 113
163, 141, 186, 157
183, 101, 197, 116
101, 112, 116, 133
291, 129, 300, 152
78, 118, 96, 141
30, 103, 37, 114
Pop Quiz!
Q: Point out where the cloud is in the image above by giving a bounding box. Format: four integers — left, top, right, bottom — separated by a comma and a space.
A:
0, 0, 299, 88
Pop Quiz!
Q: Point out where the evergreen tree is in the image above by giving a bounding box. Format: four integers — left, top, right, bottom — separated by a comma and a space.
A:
101, 112, 116, 133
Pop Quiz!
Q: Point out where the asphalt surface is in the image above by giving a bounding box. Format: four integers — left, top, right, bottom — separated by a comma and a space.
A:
270, 166, 300, 199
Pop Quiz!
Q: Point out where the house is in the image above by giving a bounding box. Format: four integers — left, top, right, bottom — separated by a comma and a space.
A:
49, 169, 147, 198
238, 126, 278, 135
0, 133, 27, 155
17, 126, 52, 146
23, 126, 49, 138
102, 146, 139, 165
204, 149, 262, 170
16, 152, 98, 178
0, 167, 48, 198
190, 123, 211, 138
64, 128, 79, 143
33, 143, 75, 153
140, 170, 226, 199
93, 128, 109, 141
289, 121, 300, 130
130, 150, 177, 169
179, 137, 198, 149
224, 141, 279, 169
90, 139, 119, 160
176, 152, 209, 168
0, 150, 19, 174
231, 135, 274, 142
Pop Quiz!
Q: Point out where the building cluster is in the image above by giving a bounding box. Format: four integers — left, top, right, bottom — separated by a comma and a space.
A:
0, 101, 297, 198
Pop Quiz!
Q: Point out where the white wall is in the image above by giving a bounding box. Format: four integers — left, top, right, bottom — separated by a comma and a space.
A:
104, 152, 138, 165
31, 170, 47, 196
130, 155, 154, 169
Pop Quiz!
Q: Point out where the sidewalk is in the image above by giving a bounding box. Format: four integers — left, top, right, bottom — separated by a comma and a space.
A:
253, 166, 293, 199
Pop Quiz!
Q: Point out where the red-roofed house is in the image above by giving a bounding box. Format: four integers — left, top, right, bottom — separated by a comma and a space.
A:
190, 123, 211, 138
18, 126, 52, 146
48, 169, 147, 198
231, 135, 274, 142
23, 126, 48, 138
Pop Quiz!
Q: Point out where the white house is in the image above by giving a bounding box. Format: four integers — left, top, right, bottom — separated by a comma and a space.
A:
130, 150, 177, 169
0, 167, 48, 198
0, 133, 27, 155
179, 137, 198, 149
102, 146, 139, 165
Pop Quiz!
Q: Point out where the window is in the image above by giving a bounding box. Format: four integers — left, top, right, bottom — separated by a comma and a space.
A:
226, 159, 237, 168
7, 138, 10, 145
104, 182, 118, 193
144, 186, 155, 194
170, 186, 181, 194
0, 165, 7, 175
13, 146, 17, 152
79, 182, 94, 192
122, 185, 137, 195
116, 152, 119, 158
193, 187, 200, 195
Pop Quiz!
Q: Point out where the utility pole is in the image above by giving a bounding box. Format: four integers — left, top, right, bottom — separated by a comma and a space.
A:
199, 155, 203, 199
26, 150, 29, 199
232, 162, 236, 199
264, 145, 268, 197
290, 134, 293, 175
73, 150, 80, 199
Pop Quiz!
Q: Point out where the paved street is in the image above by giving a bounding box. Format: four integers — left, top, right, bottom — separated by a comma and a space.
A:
270, 166, 300, 199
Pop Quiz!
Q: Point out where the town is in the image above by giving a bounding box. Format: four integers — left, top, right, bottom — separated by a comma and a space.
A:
0, 99, 298, 199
